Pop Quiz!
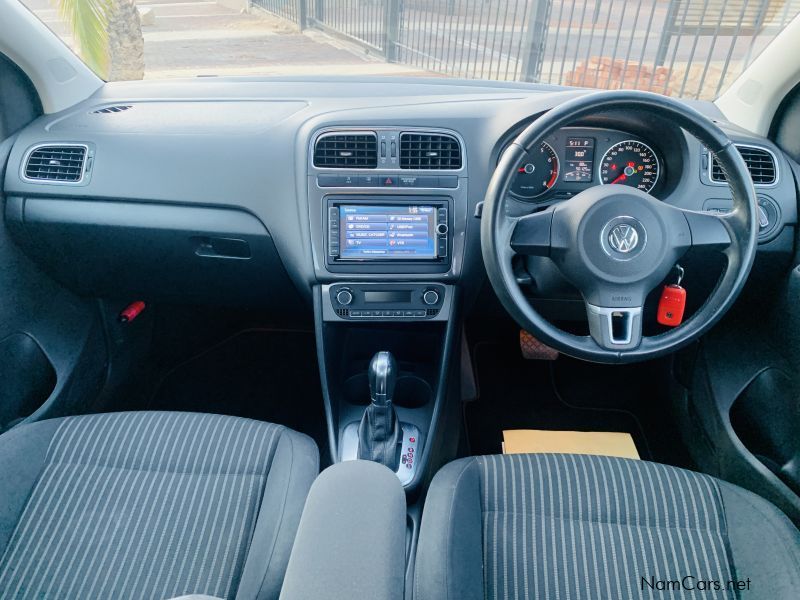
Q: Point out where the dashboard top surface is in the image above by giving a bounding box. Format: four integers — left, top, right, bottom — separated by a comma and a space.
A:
3, 77, 796, 292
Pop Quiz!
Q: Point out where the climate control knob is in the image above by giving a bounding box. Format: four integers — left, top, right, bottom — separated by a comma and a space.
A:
422, 289, 440, 306
336, 288, 354, 306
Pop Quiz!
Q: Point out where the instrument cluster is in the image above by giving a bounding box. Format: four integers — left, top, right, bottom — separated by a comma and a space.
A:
504, 127, 663, 203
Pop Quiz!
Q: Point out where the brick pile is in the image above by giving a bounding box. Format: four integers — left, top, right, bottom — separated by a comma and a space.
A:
564, 57, 672, 95
564, 57, 729, 100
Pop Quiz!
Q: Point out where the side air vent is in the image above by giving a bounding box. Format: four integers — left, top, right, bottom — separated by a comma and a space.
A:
92, 104, 133, 114
24, 144, 88, 183
711, 145, 777, 185
400, 132, 462, 170
313, 132, 378, 168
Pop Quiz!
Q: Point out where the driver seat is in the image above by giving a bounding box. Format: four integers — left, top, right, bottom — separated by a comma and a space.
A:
415, 453, 800, 599
0, 411, 318, 599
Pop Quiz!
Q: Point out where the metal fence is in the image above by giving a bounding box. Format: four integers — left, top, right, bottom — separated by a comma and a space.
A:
252, 0, 306, 27
252, 0, 800, 99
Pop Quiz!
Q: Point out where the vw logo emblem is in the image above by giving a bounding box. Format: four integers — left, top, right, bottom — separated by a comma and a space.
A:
608, 224, 639, 253
601, 217, 647, 260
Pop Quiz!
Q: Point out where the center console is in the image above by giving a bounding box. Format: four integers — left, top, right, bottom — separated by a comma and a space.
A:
307, 126, 467, 494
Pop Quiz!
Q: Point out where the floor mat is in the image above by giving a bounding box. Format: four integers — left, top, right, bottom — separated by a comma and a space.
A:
146, 328, 329, 463
465, 337, 653, 460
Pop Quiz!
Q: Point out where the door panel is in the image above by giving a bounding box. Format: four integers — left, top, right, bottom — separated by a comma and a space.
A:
0, 57, 106, 431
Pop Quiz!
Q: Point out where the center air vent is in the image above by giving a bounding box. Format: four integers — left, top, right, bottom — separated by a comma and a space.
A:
24, 144, 88, 183
711, 145, 777, 185
314, 132, 378, 168
400, 132, 462, 170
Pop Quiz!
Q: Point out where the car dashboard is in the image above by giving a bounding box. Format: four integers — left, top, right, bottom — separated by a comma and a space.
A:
1, 78, 797, 318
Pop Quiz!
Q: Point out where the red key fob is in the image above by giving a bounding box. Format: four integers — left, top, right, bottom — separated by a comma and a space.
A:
657, 285, 686, 326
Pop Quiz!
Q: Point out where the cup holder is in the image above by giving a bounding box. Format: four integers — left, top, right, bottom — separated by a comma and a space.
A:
341, 373, 432, 409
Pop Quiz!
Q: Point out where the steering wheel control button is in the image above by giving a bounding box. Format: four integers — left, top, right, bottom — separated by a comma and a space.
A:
422, 289, 440, 305
336, 289, 354, 306
601, 216, 647, 261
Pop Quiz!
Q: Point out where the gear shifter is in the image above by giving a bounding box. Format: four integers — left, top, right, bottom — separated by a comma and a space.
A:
357, 351, 403, 470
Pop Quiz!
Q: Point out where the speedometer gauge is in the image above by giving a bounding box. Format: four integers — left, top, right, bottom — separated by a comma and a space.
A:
509, 142, 559, 200
599, 140, 659, 193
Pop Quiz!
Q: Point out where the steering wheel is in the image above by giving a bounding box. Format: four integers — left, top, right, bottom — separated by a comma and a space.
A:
482, 90, 758, 364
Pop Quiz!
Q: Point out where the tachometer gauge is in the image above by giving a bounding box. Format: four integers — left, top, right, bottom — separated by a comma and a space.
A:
509, 142, 559, 200
599, 140, 659, 193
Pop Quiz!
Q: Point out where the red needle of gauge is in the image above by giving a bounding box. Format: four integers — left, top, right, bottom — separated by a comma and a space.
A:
610, 173, 627, 184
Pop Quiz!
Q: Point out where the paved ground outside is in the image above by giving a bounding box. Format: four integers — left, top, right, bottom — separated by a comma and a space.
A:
24, 0, 432, 79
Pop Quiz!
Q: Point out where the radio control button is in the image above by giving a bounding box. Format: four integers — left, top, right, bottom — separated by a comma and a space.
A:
436, 223, 449, 235
422, 290, 440, 306
336, 289, 354, 306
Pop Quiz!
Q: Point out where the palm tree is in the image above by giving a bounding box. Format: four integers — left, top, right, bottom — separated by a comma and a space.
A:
50, 0, 144, 81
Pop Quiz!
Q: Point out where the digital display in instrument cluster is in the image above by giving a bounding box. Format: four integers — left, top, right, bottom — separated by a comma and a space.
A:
562, 137, 595, 183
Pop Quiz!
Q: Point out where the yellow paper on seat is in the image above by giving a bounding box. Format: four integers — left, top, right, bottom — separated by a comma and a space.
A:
502, 429, 639, 459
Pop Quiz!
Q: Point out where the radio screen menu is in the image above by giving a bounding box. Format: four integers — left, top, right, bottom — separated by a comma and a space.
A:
339, 205, 437, 259
563, 137, 595, 183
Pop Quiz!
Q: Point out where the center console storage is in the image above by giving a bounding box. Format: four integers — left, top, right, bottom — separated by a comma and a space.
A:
280, 461, 406, 600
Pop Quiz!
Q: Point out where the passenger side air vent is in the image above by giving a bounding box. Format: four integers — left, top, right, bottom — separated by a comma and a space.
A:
400, 132, 462, 170
92, 104, 132, 114
711, 145, 777, 185
313, 132, 378, 168
24, 144, 88, 183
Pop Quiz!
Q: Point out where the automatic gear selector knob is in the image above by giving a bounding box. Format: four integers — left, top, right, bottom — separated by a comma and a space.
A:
368, 351, 397, 406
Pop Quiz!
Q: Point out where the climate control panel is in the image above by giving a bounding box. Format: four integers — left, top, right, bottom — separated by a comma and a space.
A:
322, 283, 451, 322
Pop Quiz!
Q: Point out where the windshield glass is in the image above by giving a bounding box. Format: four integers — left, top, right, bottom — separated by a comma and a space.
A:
20, 0, 800, 99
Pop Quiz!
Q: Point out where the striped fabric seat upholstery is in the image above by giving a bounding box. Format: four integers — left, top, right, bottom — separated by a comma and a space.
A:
415, 453, 800, 600
0, 411, 318, 600
478, 453, 733, 599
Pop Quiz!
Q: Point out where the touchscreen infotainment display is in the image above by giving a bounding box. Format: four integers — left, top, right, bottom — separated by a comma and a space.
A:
339, 205, 437, 260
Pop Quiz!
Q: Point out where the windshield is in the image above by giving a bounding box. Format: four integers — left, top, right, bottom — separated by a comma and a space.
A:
20, 0, 800, 100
